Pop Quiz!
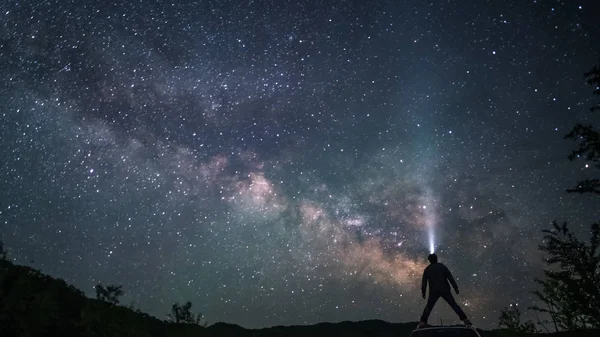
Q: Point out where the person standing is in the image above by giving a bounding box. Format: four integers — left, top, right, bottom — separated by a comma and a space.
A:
418, 253, 472, 328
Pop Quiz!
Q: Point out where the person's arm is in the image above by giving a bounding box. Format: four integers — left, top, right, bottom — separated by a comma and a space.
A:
444, 265, 459, 293
421, 269, 428, 298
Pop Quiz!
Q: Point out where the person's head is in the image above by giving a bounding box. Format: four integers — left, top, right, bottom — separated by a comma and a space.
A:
428, 253, 438, 264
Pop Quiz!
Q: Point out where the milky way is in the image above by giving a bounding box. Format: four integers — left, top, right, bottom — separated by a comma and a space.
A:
1, 0, 599, 329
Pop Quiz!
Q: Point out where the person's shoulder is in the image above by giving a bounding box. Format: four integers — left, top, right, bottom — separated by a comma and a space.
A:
438, 263, 451, 270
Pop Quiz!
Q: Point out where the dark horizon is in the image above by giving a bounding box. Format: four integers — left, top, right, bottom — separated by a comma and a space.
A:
1, 0, 599, 330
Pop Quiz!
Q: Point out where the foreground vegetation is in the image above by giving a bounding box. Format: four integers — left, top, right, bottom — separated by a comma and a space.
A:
0, 254, 599, 337
495, 65, 600, 334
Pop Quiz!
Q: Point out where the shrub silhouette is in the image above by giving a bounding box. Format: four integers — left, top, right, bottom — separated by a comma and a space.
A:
95, 283, 124, 305
166, 301, 205, 326
498, 305, 537, 333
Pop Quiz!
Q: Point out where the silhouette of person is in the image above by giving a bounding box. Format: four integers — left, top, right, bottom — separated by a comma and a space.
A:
418, 253, 472, 328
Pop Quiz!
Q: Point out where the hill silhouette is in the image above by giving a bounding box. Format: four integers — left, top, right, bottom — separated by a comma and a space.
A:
1, 258, 598, 337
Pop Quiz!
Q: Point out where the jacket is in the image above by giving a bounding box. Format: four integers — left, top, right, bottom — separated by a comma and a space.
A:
421, 262, 459, 296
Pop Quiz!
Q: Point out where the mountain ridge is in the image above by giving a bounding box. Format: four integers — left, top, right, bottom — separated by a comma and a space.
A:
1, 258, 597, 337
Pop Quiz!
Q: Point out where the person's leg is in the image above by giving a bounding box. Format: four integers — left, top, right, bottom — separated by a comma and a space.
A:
419, 292, 441, 325
441, 292, 468, 321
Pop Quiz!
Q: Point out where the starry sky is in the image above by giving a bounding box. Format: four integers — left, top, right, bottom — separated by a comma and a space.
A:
1, 0, 599, 330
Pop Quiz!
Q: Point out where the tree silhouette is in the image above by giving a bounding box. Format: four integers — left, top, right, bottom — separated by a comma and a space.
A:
498, 305, 537, 333
529, 221, 600, 330
95, 283, 124, 305
529, 65, 600, 332
0, 240, 7, 260
564, 66, 600, 195
166, 301, 205, 325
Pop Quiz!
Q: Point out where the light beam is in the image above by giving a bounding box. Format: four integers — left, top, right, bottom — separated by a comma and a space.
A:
422, 188, 437, 254
428, 225, 435, 254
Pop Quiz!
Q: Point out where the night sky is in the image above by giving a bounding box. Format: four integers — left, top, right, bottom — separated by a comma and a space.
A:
1, 0, 599, 330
